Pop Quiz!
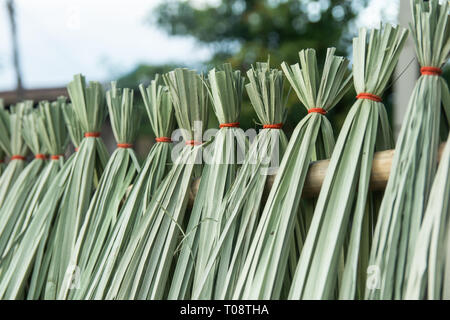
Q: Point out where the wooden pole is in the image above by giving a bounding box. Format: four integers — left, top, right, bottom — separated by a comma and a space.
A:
188, 143, 446, 206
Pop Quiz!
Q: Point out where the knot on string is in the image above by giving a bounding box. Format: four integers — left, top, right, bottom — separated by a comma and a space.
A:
308, 108, 327, 115
11, 155, 26, 161
219, 122, 240, 128
420, 66, 442, 76
84, 132, 101, 138
117, 143, 133, 149
263, 123, 283, 129
51, 155, 63, 160
356, 93, 382, 102
155, 137, 172, 143
35, 154, 46, 160
185, 140, 202, 146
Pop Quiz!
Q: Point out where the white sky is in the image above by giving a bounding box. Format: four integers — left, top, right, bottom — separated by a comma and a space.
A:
0, 0, 398, 91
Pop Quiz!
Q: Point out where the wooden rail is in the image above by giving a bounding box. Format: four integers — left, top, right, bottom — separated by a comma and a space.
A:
188, 142, 446, 206
0, 87, 68, 105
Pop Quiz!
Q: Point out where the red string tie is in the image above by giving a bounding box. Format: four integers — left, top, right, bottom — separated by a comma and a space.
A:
308, 108, 327, 115
155, 137, 172, 143
11, 155, 26, 161
356, 93, 382, 102
35, 154, 46, 160
219, 122, 240, 128
263, 123, 283, 129
51, 155, 63, 160
186, 140, 202, 146
84, 132, 100, 138
420, 66, 442, 76
117, 143, 133, 149
74, 147, 79, 152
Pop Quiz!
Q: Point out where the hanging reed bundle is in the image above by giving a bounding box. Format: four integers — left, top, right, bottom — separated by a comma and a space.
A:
0, 98, 87, 299
0, 98, 68, 294
169, 63, 246, 300
84, 68, 208, 300
24, 100, 86, 300
182, 62, 289, 300
0, 75, 109, 299
0, 150, 4, 177
367, 0, 450, 300
71, 75, 175, 300
57, 83, 141, 299
224, 49, 352, 300
405, 132, 450, 299
289, 25, 408, 300
0, 101, 30, 207
40, 74, 109, 299
0, 107, 50, 257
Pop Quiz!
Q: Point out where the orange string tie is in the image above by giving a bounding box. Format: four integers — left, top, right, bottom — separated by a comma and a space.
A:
74, 147, 79, 152
35, 154, 46, 160
84, 132, 101, 138
155, 137, 172, 143
51, 155, 63, 160
186, 140, 202, 146
117, 143, 133, 149
219, 122, 240, 128
263, 123, 283, 129
356, 93, 382, 102
11, 155, 26, 161
420, 66, 442, 76
308, 108, 327, 115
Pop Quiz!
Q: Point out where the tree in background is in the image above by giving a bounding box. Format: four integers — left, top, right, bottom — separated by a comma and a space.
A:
120, 0, 374, 135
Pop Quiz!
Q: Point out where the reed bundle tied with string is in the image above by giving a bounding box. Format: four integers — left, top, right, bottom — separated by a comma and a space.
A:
71, 75, 175, 300
289, 24, 408, 300
0, 101, 30, 208
0, 105, 52, 258
227, 48, 352, 300
84, 68, 209, 300
183, 62, 289, 300
58, 82, 141, 300
0, 75, 109, 299
170, 63, 246, 300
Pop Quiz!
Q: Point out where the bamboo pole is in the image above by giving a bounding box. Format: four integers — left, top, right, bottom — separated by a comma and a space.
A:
188, 143, 446, 206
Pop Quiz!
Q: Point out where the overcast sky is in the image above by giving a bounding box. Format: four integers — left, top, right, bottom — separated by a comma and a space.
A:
0, 0, 397, 91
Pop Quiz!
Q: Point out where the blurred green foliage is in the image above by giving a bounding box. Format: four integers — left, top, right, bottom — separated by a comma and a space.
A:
119, 0, 418, 139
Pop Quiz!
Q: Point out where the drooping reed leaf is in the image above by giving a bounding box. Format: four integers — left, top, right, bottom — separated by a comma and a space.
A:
0, 99, 6, 176
290, 25, 408, 300
367, 0, 450, 300
405, 133, 450, 299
